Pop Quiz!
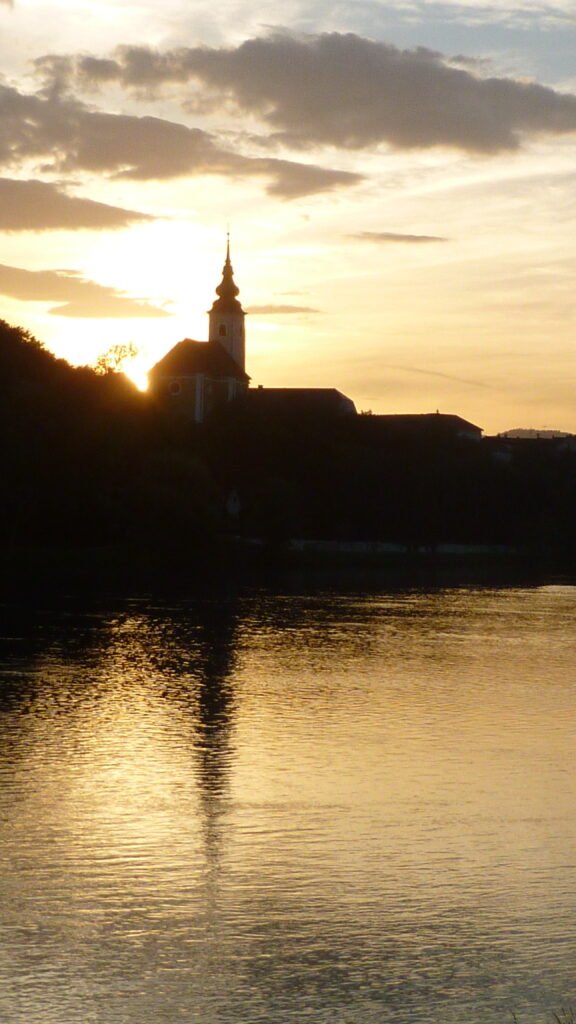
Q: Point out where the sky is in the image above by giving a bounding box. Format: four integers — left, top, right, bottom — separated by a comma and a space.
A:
0, 0, 575, 432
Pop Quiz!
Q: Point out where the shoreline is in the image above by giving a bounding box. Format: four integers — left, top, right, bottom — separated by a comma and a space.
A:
1, 539, 575, 594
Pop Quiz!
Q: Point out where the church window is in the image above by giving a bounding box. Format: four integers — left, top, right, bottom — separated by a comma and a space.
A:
168, 380, 182, 396
219, 324, 227, 337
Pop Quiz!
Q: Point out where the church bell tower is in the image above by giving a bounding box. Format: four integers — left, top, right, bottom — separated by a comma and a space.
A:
208, 237, 246, 371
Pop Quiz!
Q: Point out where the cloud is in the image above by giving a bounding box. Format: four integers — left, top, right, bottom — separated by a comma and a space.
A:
59, 34, 576, 153
405, 1, 576, 31
254, 159, 360, 197
350, 231, 448, 243
0, 82, 360, 198
0, 263, 170, 317
0, 178, 153, 231
383, 362, 491, 387
248, 304, 320, 314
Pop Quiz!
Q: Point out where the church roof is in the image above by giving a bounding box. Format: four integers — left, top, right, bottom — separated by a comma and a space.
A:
149, 339, 249, 382
245, 387, 356, 417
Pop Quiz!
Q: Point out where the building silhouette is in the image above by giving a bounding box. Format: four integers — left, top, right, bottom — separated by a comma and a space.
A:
148, 240, 488, 438
148, 238, 249, 423
148, 238, 358, 423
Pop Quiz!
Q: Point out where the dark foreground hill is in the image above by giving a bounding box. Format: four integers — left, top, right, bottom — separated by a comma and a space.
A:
0, 321, 218, 550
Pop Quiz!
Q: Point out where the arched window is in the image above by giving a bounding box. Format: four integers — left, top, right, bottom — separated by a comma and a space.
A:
168, 380, 182, 396
219, 324, 227, 337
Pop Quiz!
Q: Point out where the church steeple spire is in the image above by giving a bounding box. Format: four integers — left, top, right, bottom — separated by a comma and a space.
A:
212, 234, 243, 313
208, 236, 246, 370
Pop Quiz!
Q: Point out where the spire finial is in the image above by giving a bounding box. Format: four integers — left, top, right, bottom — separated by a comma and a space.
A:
224, 230, 233, 273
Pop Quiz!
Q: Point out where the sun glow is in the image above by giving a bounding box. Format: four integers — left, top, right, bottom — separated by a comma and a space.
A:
124, 355, 150, 391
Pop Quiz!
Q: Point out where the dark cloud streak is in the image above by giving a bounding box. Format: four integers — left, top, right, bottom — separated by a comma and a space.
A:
0, 262, 169, 318
350, 231, 448, 243
0, 178, 153, 230
54, 33, 576, 154
0, 83, 360, 197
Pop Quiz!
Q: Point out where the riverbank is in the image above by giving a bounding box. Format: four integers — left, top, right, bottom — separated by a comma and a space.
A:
1, 539, 574, 595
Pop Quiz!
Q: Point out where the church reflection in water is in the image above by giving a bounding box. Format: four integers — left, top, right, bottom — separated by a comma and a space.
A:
187, 597, 239, 875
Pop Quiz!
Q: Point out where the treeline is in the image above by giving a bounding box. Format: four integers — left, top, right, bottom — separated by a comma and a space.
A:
2, 320, 576, 560
0, 321, 215, 549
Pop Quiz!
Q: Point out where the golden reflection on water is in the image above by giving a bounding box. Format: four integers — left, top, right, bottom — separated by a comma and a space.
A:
0, 585, 575, 1024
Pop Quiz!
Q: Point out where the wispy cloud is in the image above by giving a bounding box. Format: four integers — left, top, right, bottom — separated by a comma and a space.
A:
350, 231, 449, 243
44, 33, 576, 154
400, 1, 576, 31
248, 304, 320, 313
0, 263, 169, 317
0, 178, 152, 231
384, 362, 491, 388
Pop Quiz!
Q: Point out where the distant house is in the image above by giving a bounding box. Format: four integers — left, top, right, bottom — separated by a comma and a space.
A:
148, 238, 249, 422
352, 412, 483, 443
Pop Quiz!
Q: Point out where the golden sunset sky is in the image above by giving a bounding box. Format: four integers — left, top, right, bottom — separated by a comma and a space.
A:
0, 0, 575, 432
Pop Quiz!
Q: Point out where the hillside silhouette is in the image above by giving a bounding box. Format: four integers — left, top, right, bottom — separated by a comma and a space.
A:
0, 320, 216, 550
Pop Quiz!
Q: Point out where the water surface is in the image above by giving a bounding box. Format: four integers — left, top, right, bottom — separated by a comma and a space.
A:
1, 583, 575, 1023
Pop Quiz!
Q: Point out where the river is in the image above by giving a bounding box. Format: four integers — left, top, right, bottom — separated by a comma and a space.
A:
1, 579, 575, 1023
